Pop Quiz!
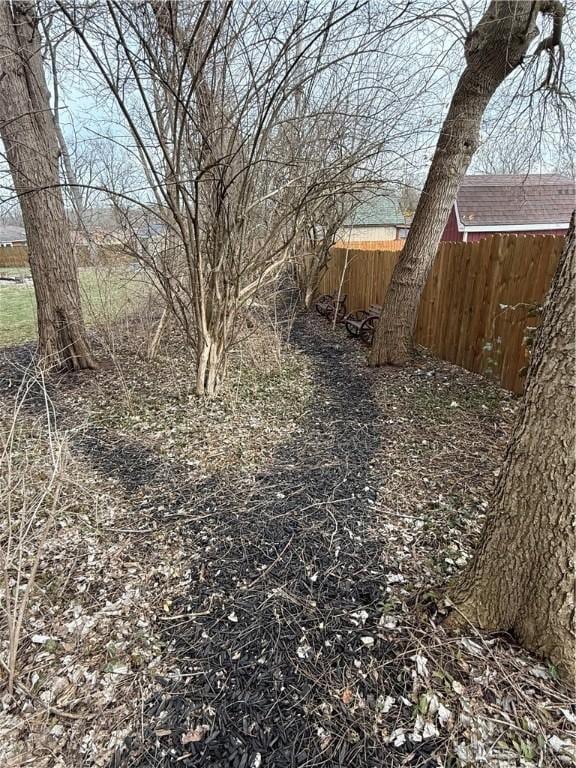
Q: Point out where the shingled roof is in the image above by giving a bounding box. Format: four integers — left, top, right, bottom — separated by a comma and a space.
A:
0, 225, 27, 244
456, 174, 574, 228
344, 195, 410, 227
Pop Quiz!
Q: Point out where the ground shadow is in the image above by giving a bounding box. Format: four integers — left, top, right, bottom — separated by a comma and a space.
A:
0, 319, 424, 767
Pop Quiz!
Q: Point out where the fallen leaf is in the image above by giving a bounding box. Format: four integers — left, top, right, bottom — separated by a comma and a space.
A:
389, 728, 406, 747
297, 642, 312, 659
411, 653, 429, 678
548, 735, 573, 754
341, 688, 354, 705
560, 707, 576, 725
423, 720, 439, 738
380, 695, 395, 714
32, 634, 53, 644
182, 724, 209, 744
437, 702, 452, 727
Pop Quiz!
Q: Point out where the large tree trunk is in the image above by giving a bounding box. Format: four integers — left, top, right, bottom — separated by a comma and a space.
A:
447, 215, 575, 684
370, 0, 565, 366
0, 1, 96, 370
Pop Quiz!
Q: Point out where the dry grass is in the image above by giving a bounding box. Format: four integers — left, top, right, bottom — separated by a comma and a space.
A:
0, 365, 185, 766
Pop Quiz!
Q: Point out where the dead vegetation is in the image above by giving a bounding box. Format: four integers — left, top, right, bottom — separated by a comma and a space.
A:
0, 317, 574, 768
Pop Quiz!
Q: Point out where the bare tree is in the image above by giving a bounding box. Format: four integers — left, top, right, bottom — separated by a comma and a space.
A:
57, 0, 424, 394
0, 202, 24, 227
39, 11, 99, 260
370, 0, 567, 366
473, 128, 545, 175
447, 212, 575, 685
0, 0, 96, 370
291, 192, 355, 310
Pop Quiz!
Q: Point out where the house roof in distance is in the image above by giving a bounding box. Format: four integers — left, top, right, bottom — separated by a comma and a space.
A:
0, 225, 26, 244
343, 195, 411, 227
456, 174, 574, 228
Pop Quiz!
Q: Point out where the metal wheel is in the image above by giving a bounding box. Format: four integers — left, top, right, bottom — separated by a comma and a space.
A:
344, 310, 368, 337
335, 299, 347, 322
326, 301, 347, 324
315, 295, 333, 318
359, 315, 378, 344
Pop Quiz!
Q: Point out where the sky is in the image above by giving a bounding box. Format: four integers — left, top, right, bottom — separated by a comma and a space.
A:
1, 0, 575, 222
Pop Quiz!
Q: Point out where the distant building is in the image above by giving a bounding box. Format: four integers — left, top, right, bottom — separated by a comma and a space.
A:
338, 196, 411, 243
70, 206, 166, 249
0, 225, 27, 247
442, 174, 574, 242
131, 221, 167, 241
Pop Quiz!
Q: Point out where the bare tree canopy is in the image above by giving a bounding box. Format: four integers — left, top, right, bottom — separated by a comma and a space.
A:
50, 0, 444, 393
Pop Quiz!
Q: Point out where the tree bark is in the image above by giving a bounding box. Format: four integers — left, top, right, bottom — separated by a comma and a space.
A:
370, 0, 565, 366
447, 214, 575, 684
0, 1, 96, 370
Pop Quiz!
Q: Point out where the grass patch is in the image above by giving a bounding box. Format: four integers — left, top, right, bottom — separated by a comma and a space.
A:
0, 266, 150, 347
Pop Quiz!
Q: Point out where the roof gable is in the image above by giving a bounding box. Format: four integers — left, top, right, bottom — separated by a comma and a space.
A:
456, 174, 574, 228
344, 195, 410, 227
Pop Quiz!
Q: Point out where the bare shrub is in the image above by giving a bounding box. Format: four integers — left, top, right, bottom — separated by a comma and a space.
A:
0, 366, 68, 696
56, 0, 425, 395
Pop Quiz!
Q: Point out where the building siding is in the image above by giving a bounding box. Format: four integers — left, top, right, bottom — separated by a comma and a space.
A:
0, 240, 26, 248
441, 208, 462, 241
338, 225, 397, 243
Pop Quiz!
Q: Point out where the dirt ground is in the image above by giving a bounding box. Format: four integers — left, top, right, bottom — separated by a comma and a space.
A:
1, 315, 574, 768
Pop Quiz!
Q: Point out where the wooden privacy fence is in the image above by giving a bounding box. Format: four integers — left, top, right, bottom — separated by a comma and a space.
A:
0, 246, 28, 267
0, 244, 131, 268
320, 234, 564, 393
331, 239, 405, 251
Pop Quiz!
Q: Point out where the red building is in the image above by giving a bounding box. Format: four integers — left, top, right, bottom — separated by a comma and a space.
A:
442, 174, 574, 242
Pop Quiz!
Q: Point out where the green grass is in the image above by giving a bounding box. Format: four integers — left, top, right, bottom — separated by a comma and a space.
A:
0, 266, 151, 348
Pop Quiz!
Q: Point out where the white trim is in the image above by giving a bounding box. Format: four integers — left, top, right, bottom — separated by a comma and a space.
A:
462, 222, 569, 233
453, 200, 464, 231
462, 230, 468, 242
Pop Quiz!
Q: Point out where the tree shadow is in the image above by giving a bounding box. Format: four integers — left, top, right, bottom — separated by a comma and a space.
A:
0, 320, 418, 767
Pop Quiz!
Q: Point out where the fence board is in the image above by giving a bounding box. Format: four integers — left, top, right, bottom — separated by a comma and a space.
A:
0, 244, 130, 269
466, 237, 492, 372
321, 234, 563, 393
0, 246, 28, 267
332, 240, 404, 251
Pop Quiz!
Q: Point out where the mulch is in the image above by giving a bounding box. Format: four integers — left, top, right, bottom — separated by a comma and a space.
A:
94, 317, 501, 768
2, 315, 572, 768
111, 320, 400, 767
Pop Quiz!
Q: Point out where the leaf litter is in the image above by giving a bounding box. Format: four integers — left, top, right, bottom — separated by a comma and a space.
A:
0, 315, 573, 768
